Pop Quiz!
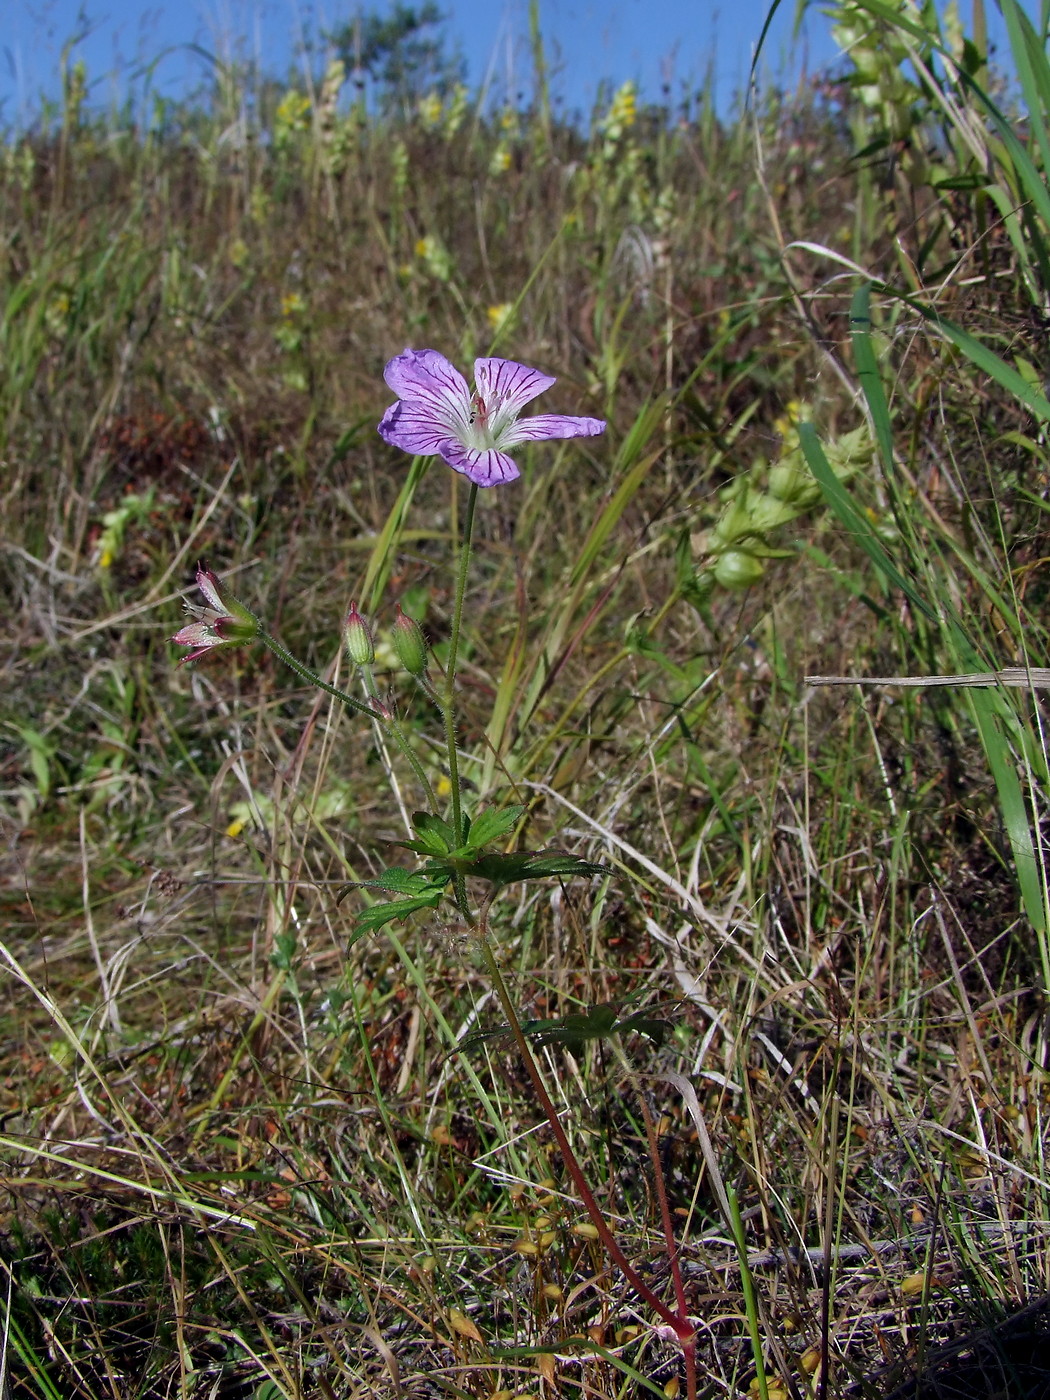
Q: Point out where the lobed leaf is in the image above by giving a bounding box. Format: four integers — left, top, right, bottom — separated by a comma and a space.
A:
459, 802, 526, 852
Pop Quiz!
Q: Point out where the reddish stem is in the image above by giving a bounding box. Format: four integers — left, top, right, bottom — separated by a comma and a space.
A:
477, 936, 694, 1346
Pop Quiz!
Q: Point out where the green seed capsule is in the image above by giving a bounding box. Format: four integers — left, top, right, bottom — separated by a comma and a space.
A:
344, 602, 375, 666
392, 604, 428, 675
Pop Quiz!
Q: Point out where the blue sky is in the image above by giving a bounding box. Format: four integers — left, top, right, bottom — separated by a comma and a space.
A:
1, 1, 1022, 127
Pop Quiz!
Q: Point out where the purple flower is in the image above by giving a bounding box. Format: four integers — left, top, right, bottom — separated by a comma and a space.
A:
378, 348, 605, 486
172, 563, 259, 665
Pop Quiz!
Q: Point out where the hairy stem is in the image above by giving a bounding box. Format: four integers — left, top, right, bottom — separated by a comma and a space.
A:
640, 1094, 697, 1399
260, 633, 374, 715
260, 633, 437, 809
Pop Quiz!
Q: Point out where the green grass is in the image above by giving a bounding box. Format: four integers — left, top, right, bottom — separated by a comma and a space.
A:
2, 6, 1050, 1396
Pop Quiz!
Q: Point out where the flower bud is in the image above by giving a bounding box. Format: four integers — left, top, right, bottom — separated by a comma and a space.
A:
747, 492, 797, 533
711, 496, 758, 549
392, 604, 428, 676
172, 563, 261, 664
768, 459, 822, 509
196, 565, 259, 641
343, 601, 375, 666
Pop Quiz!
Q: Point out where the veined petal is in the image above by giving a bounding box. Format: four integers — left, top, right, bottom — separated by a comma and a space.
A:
440, 439, 521, 487
195, 566, 225, 613
172, 621, 220, 648
379, 401, 461, 456
172, 620, 240, 665
499, 413, 606, 446
383, 348, 472, 430
474, 358, 556, 426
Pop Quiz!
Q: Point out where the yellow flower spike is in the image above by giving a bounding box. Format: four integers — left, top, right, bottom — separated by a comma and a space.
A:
418, 91, 442, 128
226, 817, 247, 839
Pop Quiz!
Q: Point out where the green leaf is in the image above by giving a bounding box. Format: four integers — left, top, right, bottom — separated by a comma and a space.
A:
351, 891, 446, 941
394, 838, 446, 856
613, 1012, 672, 1046
459, 1001, 670, 1055
408, 810, 456, 855
533, 1004, 619, 1045
471, 850, 612, 888
849, 283, 894, 475
798, 423, 937, 622
9, 723, 55, 800
460, 803, 526, 852
339, 865, 452, 905
365, 866, 440, 895
969, 689, 1047, 936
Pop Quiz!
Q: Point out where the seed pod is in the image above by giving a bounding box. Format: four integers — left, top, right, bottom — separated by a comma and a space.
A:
768, 459, 822, 508
714, 549, 765, 590
392, 604, 428, 675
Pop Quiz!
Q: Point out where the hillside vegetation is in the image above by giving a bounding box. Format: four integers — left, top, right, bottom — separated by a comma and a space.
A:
2, 3, 1050, 1396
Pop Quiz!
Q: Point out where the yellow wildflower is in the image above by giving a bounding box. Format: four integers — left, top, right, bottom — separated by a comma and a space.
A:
418, 91, 442, 128
486, 302, 514, 332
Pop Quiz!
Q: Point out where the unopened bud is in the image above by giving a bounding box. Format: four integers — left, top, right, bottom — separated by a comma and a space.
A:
392, 604, 427, 675
344, 601, 375, 666
768, 459, 822, 508
713, 549, 765, 590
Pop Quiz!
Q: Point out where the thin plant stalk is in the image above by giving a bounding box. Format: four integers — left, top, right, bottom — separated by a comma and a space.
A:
473, 922, 696, 1353
260, 631, 438, 809
639, 1093, 698, 1398
260, 632, 374, 716
442, 481, 478, 847
728, 1183, 769, 1400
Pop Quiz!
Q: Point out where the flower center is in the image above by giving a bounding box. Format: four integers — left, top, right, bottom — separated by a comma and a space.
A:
466, 390, 498, 448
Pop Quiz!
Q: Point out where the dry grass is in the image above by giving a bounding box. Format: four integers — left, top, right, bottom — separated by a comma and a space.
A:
2, 20, 1050, 1398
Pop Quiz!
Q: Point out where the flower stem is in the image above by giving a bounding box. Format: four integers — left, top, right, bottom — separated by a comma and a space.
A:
474, 929, 693, 1344
259, 633, 374, 716
443, 482, 477, 847
384, 714, 439, 812
640, 1093, 698, 1398
260, 632, 438, 810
